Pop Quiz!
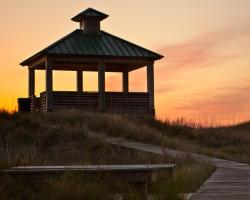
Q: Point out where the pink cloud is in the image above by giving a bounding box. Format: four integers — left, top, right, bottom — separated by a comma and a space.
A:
152, 24, 250, 95
157, 24, 250, 72
125, 24, 250, 95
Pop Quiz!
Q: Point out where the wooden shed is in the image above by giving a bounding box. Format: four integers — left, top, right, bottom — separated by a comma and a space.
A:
19, 8, 163, 115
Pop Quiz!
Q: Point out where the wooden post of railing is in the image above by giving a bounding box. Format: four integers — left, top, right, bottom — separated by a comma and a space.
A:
77, 70, 83, 92
28, 68, 35, 97
122, 71, 129, 92
98, 61, 105, 111
147, 62, 155, 115
45, 59, 53, 111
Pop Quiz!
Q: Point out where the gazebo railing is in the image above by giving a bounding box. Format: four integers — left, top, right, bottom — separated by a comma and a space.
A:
37, 91, 150, 114
30, 95, 39, 112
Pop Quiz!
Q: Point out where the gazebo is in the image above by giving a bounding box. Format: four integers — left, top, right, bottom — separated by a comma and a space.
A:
19, 8, 163, 115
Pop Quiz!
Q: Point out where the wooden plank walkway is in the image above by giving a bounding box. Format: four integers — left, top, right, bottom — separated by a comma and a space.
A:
96, 135, 250, 200
3, 164, 175, 173
2, 164, 175, 200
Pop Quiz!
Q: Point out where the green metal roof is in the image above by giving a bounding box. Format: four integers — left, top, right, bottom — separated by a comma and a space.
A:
71, 8, 109, 22
20, 30, 163, 66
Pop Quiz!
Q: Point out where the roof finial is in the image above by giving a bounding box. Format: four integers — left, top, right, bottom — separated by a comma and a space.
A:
71, 8, 109, 34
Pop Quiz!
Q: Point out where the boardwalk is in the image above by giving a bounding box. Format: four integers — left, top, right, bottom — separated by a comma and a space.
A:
97, 135, 250, 200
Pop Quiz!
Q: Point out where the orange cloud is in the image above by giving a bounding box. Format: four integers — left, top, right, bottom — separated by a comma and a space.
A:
175, 86, 250, 113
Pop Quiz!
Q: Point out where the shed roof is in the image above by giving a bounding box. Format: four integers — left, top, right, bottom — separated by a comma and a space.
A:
20, 30, 163, 66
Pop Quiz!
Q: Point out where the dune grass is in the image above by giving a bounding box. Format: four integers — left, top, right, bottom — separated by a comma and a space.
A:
138, 116, 250, 163
27, 110, 249, 164
0, 110, 216, 199
44, 110, 249, 163
2, 109, 249, 164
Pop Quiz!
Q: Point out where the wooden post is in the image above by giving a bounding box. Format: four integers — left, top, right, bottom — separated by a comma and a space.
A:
28, 68, 35, 97
45, 59, 53, 111
141, 182, 149, 200
76, 70, 83, 92
122, 71, 129, 92
147, 63, 155, 115
98, 61, 105, 111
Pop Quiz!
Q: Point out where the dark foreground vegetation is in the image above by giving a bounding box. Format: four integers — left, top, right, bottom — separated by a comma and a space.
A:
0, 110, 220, 199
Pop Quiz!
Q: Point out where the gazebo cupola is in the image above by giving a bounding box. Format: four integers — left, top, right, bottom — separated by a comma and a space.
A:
71, 8, 108, 34
19, 7, 163, 115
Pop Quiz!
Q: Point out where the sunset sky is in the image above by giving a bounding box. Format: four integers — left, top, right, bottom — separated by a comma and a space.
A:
0, 0, 250, 124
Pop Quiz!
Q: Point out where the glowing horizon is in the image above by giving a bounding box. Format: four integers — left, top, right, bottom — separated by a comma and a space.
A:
0, 0, 250, 124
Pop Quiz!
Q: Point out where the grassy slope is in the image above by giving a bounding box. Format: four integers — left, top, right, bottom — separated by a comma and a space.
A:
130, 117, 250, 163
137, 117, 250, 164
36, 110, 249, 164
0, 110, 215, 200
2, 109, 248, 164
